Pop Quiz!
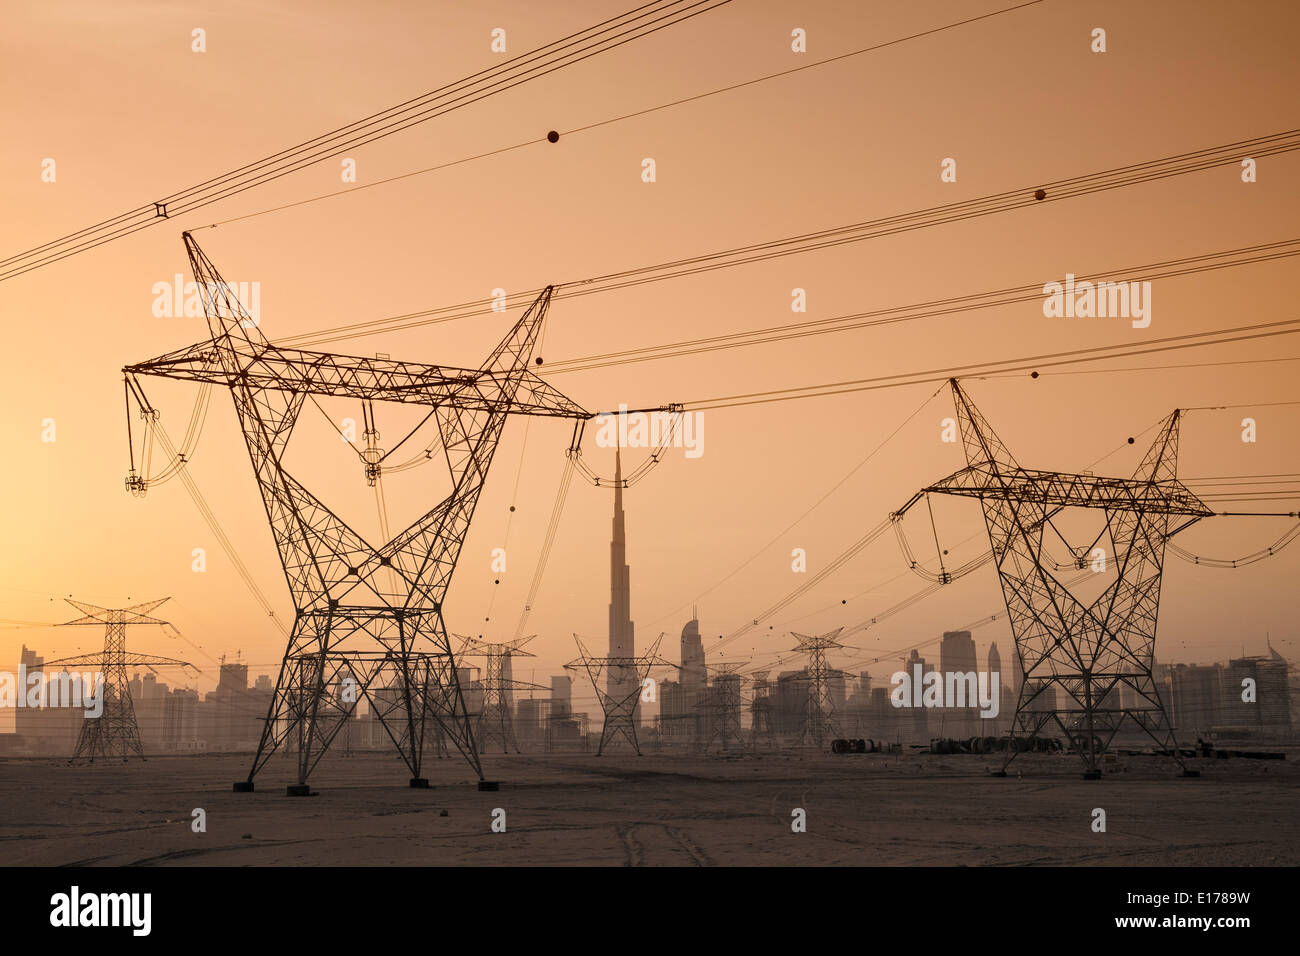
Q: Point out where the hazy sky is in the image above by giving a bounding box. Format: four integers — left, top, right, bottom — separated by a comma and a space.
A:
3, 0, 1298, 709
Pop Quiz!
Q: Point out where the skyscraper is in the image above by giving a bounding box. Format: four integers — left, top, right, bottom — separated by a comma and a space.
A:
987, 642, 1012, 733
608, 448, 638, 723
940, 630, 979, 737
550, 674, 572, 716
680, 611, 706, 709
904, 649, 933, 743
940, 630, 978, 675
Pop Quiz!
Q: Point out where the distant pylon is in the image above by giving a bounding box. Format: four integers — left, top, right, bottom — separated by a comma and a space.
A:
458, 635, 547, 753
893, 378, 1213, 776
566, 633, 668, 755
702, 662, 747, 752
791, 629, 849, 749
749, 670, 778, 750
50, 598, 192, 762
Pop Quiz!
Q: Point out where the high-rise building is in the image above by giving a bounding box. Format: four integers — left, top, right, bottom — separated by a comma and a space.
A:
842, 672, 874, 736
653, 612, 707, 745
515, 697, 547, 747
775, 670, 809, 739
987, 642, 1012, 733
11, 645, 83, 754
869, 685, 898, 740
903, 649, 933, 743
940, 631, 977, 674
607, 448, 638, 724
939, 630, 979, 737
163, 688, 199, 751
680, 612, 706, 709
129, 672, 168, 752
199, 659, 269, 751
1163, 662, 1222, 733
1222, 651, 1292, 732
550, 675, 572, 717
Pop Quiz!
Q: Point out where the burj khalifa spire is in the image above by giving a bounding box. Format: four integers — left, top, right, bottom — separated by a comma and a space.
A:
607, 447, 637, 719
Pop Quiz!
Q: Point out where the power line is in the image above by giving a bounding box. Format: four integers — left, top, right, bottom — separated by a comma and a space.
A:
280, 128, 1300, 348
539, 238, 1300, 376
0, 0, 734, 282
644, 385, 946, 631
984, 355, 1300, 380
678, 318, 1300, 410
199, 0, 1050, 233
511, 457, 578, 642
706, 404, 1300, 667
1169, 522, 1300, 567
632, 331, 1297, 642
150, 422, 290, 638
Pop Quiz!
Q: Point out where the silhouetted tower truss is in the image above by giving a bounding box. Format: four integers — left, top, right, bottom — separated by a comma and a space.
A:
566, 634, 668, 755
122, 234, 590, 792
49, 598, 192, 762
458, 634, 547, 753
748, 670, 778, 750
894, 379, 1212, 776
791, 629, 849, 749
702, 662, 747, 752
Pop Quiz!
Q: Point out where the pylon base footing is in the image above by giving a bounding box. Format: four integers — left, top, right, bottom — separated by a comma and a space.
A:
478, 781, 500, 791
233, 781, 254, 793
286, 784, 312, 796
989, 770, 1007, 777
1082, 770, 1102, 780
1181, 769, 1201, 778
410, 778, 429, 789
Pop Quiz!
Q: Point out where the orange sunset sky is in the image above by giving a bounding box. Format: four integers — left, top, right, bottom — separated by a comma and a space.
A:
2, 0, 1298, 711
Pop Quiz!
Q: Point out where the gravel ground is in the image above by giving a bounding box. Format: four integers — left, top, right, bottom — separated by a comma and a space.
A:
1, 748, 1295, 866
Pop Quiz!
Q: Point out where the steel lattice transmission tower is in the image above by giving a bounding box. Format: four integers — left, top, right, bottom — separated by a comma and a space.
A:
566, 634, 668, 755
50, 598, 192, 762
748, 670, 779, 750
702, 662, 747, 752
791, 629, 848, 749
123, 234, 590, 793
894, 379, 1212, 777
458, 634, 547, 753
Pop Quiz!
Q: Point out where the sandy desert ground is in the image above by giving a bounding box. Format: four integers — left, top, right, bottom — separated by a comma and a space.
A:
1, 748, 1296, 866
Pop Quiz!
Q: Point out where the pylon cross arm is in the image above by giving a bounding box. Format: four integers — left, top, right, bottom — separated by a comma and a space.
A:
61, 596, 170, 625
923, 467, 1211, 516
42, 652, 191, 669
125, 346, 590, 419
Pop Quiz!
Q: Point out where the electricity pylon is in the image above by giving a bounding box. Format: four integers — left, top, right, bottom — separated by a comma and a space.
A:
748, 670, 779, 750
458, 635, 547, 753
49, 598, 192, 762
894, 379, 1212, 777
566, 634, 668, 755
122, 233, 591, 794
702, 662, 746, 752
791, 629, 848, 749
